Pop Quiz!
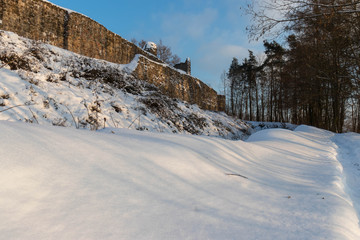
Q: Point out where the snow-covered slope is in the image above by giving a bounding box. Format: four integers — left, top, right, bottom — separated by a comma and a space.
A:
0, 30, 250, 139
334, 133, 360, 224
0, 121, 359, 239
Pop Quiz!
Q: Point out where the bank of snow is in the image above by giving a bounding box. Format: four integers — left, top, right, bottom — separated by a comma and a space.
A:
0, 30, 250, 139
334, 133, 360, 225
0, 121, 359, 239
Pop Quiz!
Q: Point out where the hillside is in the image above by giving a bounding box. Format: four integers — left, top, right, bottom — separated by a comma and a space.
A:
1, 121, 360, 239
0, 30, 250, 139
1, 29, 360, 239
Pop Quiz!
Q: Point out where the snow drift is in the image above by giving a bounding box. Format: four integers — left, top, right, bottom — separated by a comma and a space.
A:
0, 121, 359, 239
1, 27, 360, 240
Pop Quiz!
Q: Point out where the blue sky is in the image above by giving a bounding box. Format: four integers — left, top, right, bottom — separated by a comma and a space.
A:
48, 0, 263, 92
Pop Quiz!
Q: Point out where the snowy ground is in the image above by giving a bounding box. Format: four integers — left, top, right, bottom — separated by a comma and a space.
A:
1, 121, 359, 239
333, 133, 360, 226
1, 29, 360, 239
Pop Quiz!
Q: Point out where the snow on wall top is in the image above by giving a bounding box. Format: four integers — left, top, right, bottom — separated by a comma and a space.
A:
145, 42, 157, 50
41, 0, 78, 15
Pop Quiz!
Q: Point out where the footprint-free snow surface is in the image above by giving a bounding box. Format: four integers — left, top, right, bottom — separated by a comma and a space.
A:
1, 121, 360, 239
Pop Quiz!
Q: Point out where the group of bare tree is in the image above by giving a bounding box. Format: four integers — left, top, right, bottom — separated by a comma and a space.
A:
224, 0, 360, 132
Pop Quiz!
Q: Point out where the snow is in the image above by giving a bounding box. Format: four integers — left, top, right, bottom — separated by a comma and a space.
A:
0, 30, 250, 139
333, 133, 360, 223
1, 29, 360, 239
145, 41, 157, 50
42, 0, 78, 15
0, 121, 360, 239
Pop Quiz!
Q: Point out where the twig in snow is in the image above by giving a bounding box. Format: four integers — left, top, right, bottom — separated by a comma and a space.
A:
225, 173, 248, 179
28, 107, 39, 124
128, 114, 141, 129
61, 103, 79, 129
109, 112, 118, 128
0, 103, 35, 113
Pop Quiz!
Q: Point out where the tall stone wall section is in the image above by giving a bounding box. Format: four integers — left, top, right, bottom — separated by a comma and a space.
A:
0, 0, 225, 111
0, 0, 66, 48
0, 0, 160, 63
134, 56, 218, 111
66, 12, 161, 64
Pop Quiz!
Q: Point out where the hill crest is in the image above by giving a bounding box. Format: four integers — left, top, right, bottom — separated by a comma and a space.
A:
0, 30, 250, 139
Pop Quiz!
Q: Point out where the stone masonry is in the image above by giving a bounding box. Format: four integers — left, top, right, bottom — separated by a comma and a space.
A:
0, 0, 225, 111
174, 58, 191, 75
134, 56, 218, 111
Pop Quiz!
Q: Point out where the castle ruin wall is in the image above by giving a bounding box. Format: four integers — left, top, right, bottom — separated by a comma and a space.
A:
134, 56, 218, 111
0, 0, 225, 111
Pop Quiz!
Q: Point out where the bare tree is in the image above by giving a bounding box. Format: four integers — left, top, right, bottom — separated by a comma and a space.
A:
130, 38, 138, 45
169, 54, 181, 66
131, 38, 147, 49
138, 40, 147, 49
245, 0, 360, 40
156, 39, 173, 63
131, 38, 181, 65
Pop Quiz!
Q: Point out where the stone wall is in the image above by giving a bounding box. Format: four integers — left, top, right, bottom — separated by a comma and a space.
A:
66, 12, 161, 64
0, 0, 67, 48
174, 58, 191, 75
0, 0, 160, 63
0, 0, 225, 111
217, 95, 226, 113
134, 56, 218, 111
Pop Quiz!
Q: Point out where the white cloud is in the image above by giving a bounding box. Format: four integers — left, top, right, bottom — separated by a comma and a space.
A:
154, 1, 265, 91
199, 44, 248, 70
192, 42, 248, 83
160, 8, 218, 39
192, 38, 264, 90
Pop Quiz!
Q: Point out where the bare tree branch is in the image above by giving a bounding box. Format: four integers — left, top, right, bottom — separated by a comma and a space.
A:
245, 0, 360, 40
0, 103, 35, 113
